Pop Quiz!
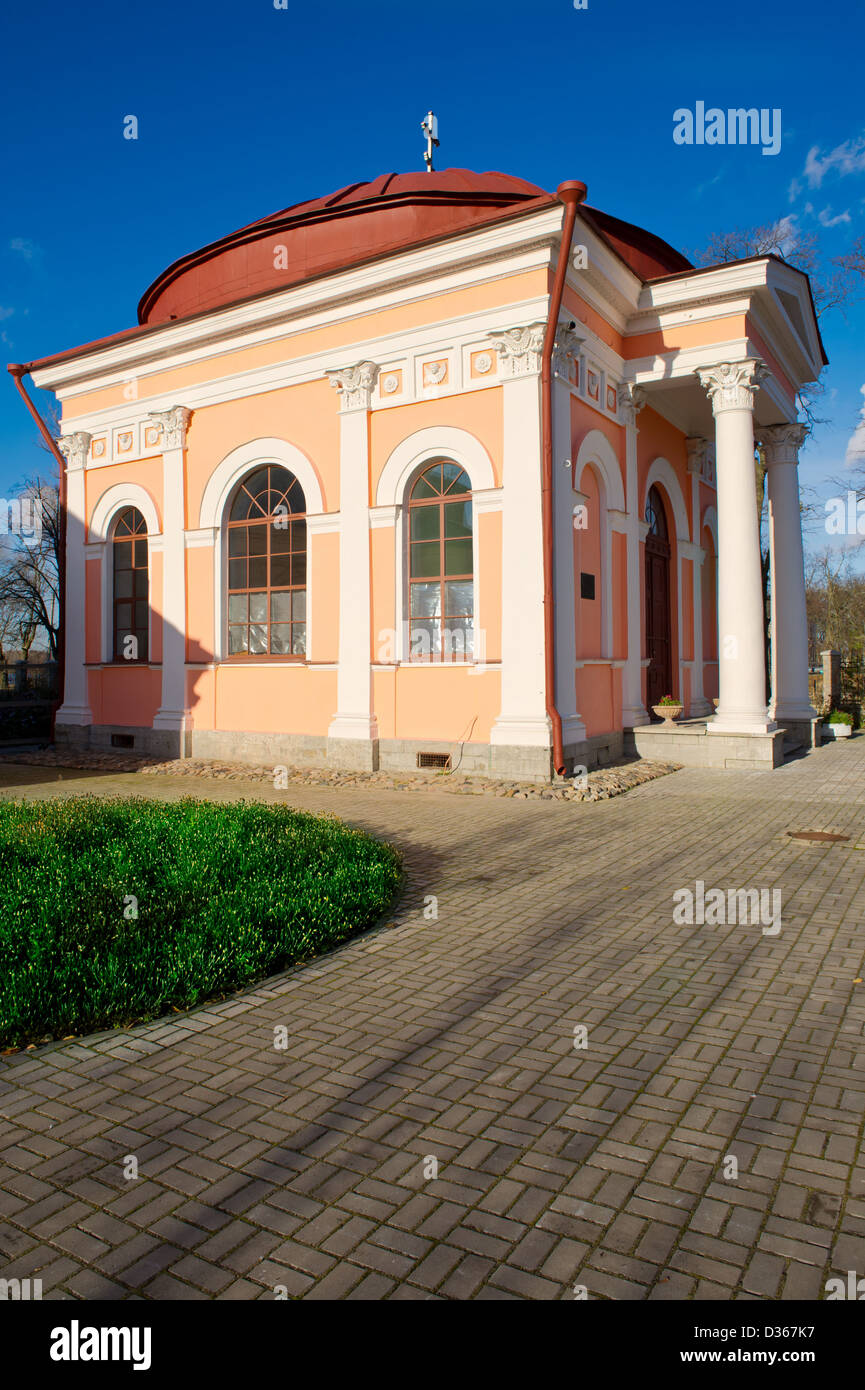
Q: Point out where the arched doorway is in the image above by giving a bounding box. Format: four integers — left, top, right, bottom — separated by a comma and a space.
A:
645, 484, 672, 711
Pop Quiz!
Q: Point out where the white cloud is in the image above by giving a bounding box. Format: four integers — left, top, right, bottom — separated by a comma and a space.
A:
788, 176, 801, 204
0, 306, 13, 321
818, 205, 852, 227
8, 237, 38, 261
804, 134, 865, 188
772, 214, 799, 256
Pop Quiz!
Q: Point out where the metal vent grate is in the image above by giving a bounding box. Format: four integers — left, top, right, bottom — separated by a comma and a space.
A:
417, 752, 451, 770
111, 734, 135, 749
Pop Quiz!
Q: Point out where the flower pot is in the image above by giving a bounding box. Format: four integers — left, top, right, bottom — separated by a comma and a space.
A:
652, 703, 683, 727
826, 723, 852, 739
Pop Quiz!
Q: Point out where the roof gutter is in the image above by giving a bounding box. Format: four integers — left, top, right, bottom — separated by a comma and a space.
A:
7, 364, 67, 730
541, 181, 586, 778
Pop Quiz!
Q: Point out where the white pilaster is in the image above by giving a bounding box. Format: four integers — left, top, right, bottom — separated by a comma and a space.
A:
488, 323, 551, 753
763, 423, 815, 722
617, 384, 649, 727
697, 362, 776, 735
686, 436, 712, 717
56, 431, 93, 726
147, 406, 192, 743
325, 361, 379, 767
553, 321, 586, 746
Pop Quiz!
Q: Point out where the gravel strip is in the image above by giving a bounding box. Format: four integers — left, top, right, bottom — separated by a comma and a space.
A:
0, 749, 681, 802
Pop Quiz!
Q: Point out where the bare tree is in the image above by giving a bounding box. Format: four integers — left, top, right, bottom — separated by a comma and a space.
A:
0, 479, 61, 660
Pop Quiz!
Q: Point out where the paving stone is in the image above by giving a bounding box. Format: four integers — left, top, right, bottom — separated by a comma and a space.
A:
2, 742, 864, 1300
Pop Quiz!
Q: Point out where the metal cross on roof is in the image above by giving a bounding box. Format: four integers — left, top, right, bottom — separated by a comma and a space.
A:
421, 111, 439, 173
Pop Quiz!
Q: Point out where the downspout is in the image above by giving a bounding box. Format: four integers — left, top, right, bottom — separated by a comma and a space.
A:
541, 181, 587, 776
7, 364, 67, 733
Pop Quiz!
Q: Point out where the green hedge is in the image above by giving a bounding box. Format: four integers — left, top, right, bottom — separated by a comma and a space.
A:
0, 796, 402, 1049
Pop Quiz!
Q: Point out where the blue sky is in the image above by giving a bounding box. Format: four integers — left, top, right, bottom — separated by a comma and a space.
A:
1, 0, 862, 557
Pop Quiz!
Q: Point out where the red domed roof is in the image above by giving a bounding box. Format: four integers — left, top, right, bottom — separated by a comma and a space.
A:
138, 169, 555, 325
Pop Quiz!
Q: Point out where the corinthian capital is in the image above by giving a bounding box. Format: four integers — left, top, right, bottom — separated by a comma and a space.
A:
552, 320, 584, 381
761, 422, 809, 464
326, 361, 379, 411
489, 323, 546, 378
617, 382, 647, 422
686, 436, 707, 475
58, 431, 92, 471
147, 406, 192, 450
697, 360, 768, 414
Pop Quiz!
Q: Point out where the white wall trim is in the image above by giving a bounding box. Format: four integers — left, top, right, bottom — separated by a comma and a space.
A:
644, 457, 690, 542
375, 426, 497, 508
573, 429, 626, 513
198, 437, 325, 528
89, 482, 162, 543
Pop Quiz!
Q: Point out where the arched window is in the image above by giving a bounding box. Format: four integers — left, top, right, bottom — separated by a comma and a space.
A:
408, 461, 473, 661
227, 465, 306, 657
645, 485, 669, 540
113, 507, 149, 662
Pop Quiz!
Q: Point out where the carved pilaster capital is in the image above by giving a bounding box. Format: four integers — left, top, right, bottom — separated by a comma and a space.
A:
686, 436, 708, 475
146, 406, 192, 450
617, 382, 647, 423
489, 322, 546, 378
697, 360, 768, 414
552, 320, 584, 381
761, 422, 809, 465
326, 361, 379, 411
58, 432, 92, 471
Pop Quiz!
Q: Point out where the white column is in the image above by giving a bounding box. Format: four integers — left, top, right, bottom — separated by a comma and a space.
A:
617, 384, 649, 726
763, 423, 815, 722
552, 321, 586, 747
685, 436, 712, 717
697, 362, 775, 735
148, 406, 192, 751
56, 431, 92, 727
488, 325, 550, 773
325, 361, 379, 769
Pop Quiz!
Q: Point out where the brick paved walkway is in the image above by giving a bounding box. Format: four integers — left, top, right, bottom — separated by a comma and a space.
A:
1, 741, 864, 1301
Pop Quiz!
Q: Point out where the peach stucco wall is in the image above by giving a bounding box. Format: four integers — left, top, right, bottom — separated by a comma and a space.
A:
186, 379, 337, 521
370, 388, 504, 499
63, 269, 548, 422
374, 666, 501, 743
85, 459, 163, 539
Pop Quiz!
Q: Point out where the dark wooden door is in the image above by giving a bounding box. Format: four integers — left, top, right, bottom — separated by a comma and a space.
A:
645, 486, 672, 712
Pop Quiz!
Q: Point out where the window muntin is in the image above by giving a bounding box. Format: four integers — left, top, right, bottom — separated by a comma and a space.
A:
226, 465, 307, 657
408, 462, 473, 661
113, 507, 149, 662
646, 485, 669, 539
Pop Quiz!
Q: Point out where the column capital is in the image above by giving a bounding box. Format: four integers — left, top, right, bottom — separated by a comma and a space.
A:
697, 360, 768, 414
686, 436, 708, 475
147, 406, 192, 450
489, 322, 546, 378
761, 422, 809, 464
326, 361, 379, 412
552, 319, 584, 381
617, 382, 647, 423
58, 431, 92, 471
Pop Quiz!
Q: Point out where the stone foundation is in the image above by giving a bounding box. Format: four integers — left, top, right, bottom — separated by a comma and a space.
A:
625, 719, 787, 770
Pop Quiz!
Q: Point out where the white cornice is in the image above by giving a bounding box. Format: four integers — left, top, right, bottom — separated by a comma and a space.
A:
62, 298, 550, 440
32, 205, 564, 395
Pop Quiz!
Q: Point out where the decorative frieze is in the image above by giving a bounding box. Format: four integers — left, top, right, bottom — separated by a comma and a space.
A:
697, 360, 768, 414
326, 361, 380, 411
